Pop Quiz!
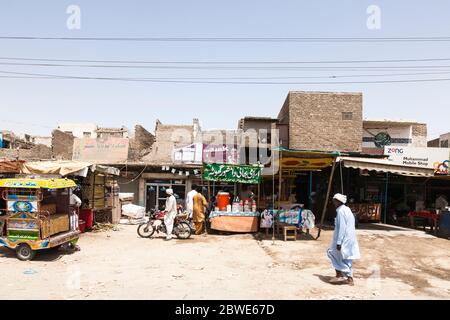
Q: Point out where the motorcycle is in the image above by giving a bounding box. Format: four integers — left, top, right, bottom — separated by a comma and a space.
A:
178, 209, 196, 233
137, 209, 191, 239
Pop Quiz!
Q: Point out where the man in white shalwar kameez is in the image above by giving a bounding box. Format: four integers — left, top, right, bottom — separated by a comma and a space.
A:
327, 193, 360, 285
164, 188, 177, 241
185, 184, 198, 219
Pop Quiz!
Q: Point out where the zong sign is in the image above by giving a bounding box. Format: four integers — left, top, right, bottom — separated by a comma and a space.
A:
384, 147, 450, 173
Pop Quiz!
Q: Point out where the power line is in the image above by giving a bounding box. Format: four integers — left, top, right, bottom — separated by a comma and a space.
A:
3, 70, 450, 80
1, 61, 450, 71
2, 56, 450, 64
1, 70, 450, 85
2, 36, 450, 42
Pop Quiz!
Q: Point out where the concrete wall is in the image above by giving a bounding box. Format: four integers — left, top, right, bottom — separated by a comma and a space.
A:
363, 122, 428, 154
32, 136, 52, 148
117, 176, 140, 205
284, 91, 363, 152
57, 123, 98, 138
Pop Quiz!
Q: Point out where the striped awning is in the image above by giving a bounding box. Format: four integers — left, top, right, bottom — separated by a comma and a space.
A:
338, 156, 435, 177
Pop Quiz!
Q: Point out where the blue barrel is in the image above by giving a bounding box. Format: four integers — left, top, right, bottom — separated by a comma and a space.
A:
439, 211, 450, 238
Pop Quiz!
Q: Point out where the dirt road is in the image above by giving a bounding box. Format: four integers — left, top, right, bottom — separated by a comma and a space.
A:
1, 223, 449, 300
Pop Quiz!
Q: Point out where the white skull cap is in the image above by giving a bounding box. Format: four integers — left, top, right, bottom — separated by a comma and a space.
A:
333, 193, 347, 204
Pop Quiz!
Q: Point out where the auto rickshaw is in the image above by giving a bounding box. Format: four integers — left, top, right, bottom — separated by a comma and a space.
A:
0, 178, 81, 260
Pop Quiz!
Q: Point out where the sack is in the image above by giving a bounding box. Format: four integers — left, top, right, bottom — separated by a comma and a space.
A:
301, 209, 315, 229
260, 210, 273, 228
121, 204, 145, 219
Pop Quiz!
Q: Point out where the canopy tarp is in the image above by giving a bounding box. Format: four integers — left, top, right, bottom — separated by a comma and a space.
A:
338, 156, 435, 177
20, 161, 120, 177
0, 160, 24, 173
0, 178, 77, 189
203, 163, 262, 184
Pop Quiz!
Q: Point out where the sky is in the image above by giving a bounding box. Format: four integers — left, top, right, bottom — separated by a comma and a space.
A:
0, 1, 449, 139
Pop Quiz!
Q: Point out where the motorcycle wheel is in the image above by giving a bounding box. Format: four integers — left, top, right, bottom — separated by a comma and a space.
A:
175, 222, 191, 239
137, 222, 155, 238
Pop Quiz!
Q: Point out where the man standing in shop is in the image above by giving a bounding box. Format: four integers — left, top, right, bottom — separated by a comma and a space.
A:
164, 188, 177, 241
193, 186, 208, 235
435, 194, 449, 211
327, 193, 360, 286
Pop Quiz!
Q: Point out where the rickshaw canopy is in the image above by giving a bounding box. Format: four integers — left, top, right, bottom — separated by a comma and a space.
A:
0, 178, 77, 189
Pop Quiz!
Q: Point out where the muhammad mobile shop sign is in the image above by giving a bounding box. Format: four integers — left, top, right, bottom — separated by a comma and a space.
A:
384, 146, 450, 175
203, 163, 262, 184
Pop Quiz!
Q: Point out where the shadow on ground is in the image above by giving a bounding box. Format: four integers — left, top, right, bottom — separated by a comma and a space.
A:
0, 247, 76, 262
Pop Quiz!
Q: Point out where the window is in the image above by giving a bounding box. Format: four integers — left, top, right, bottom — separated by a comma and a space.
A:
64, 131, 73, 135
83, 132, 91, 138
441, 140, 449, 148
342, 112, 353, 120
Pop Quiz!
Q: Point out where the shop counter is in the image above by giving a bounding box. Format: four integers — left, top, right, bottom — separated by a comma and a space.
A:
408, 210, 440, 235
209, 211, 260, 233
348, 203, 381, 222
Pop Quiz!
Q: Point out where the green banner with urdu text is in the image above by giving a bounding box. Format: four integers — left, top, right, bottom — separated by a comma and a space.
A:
203, 163, 262, 184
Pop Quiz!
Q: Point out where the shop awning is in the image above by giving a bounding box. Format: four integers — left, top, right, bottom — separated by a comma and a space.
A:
274, 148, 339, 171
20, 161, 120, 177
0, 160, 24, 173
0, 178, 77, 189
338, 156, 435, 177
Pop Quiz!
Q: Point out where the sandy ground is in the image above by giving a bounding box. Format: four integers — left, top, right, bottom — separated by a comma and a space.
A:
1, 223, 450, 300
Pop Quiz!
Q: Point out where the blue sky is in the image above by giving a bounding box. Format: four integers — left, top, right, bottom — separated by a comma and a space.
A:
0, 1, 449, 139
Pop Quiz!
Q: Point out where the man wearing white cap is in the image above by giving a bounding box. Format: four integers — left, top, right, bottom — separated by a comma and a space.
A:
327, 193, 360, 285
164, 188, 177, 241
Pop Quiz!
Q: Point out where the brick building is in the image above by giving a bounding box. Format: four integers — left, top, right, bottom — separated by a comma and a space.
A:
277, 91, 363, 152
428, 132, 450, 148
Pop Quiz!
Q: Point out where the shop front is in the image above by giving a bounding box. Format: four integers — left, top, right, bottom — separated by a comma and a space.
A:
116, 164, 202, 212
203, 163, 262, 233
339, 151, 450, 234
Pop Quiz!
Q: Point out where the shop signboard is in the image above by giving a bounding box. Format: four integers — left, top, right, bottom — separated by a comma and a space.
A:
203, 163, 261, 184
73, 138, 129, 163
203, 144, 239, 164
384, 146, 450, 174
172, 143, 203, 164
364, 127, 412, 149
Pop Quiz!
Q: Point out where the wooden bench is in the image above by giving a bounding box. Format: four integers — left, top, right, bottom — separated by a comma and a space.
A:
282, 225, 297, 241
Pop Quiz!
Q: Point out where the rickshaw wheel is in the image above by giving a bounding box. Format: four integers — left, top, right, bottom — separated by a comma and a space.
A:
16, 244, 36, 261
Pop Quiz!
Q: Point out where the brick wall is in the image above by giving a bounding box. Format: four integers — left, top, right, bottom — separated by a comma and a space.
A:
128, 125, 155, 160
0, 144, 52, 161
284, 91, 363, 152
141, 123, 194, 164
428, 138, 440, 148
52, 129, 74, 160
277, 94, 290, 125
411, 123, 428, 147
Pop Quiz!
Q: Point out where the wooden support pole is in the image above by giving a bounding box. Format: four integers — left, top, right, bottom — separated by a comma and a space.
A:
257, 178, 261, 209
316, 159, 337, 239
276, 152, 283, 238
